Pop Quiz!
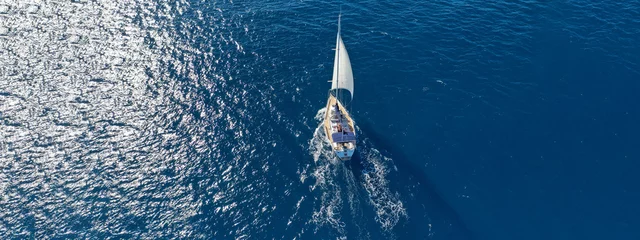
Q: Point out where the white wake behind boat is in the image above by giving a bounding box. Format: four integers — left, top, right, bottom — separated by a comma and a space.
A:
324, 14, 356, 161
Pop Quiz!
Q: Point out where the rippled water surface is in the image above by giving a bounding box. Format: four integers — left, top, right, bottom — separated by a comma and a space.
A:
1, 0, 639, 239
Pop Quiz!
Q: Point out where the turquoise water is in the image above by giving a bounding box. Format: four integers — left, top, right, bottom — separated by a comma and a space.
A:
1, 0, 638, 239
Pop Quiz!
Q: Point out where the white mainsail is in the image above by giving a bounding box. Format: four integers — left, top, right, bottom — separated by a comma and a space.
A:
331, 21, 354, 100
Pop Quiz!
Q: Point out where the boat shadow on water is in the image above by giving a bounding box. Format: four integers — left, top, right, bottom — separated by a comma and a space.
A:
347, 119, 475, 240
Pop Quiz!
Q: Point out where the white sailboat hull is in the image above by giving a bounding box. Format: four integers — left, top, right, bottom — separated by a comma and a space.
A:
324, 95, 356, 161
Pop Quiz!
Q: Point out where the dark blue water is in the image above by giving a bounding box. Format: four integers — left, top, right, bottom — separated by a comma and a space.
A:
1, 0, 639, 239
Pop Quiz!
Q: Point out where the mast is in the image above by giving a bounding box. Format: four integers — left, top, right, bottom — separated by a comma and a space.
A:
335, 13, 341, 103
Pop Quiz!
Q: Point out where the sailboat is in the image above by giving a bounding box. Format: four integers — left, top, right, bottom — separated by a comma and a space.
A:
324, 14, 356, 161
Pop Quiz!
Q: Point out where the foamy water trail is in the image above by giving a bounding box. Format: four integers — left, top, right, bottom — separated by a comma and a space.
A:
305, 108, 407, 236
357, 143, 408, 231
307, 108, 346, 235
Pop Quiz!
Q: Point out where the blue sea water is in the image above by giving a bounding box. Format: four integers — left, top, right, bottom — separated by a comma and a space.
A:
1, 0, 639, 239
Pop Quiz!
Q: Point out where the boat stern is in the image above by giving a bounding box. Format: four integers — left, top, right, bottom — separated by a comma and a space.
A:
334, 147, 355, 160
331, 141, 355, 161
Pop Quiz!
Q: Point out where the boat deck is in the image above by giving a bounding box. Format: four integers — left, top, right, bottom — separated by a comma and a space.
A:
324, 96, 355, 150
